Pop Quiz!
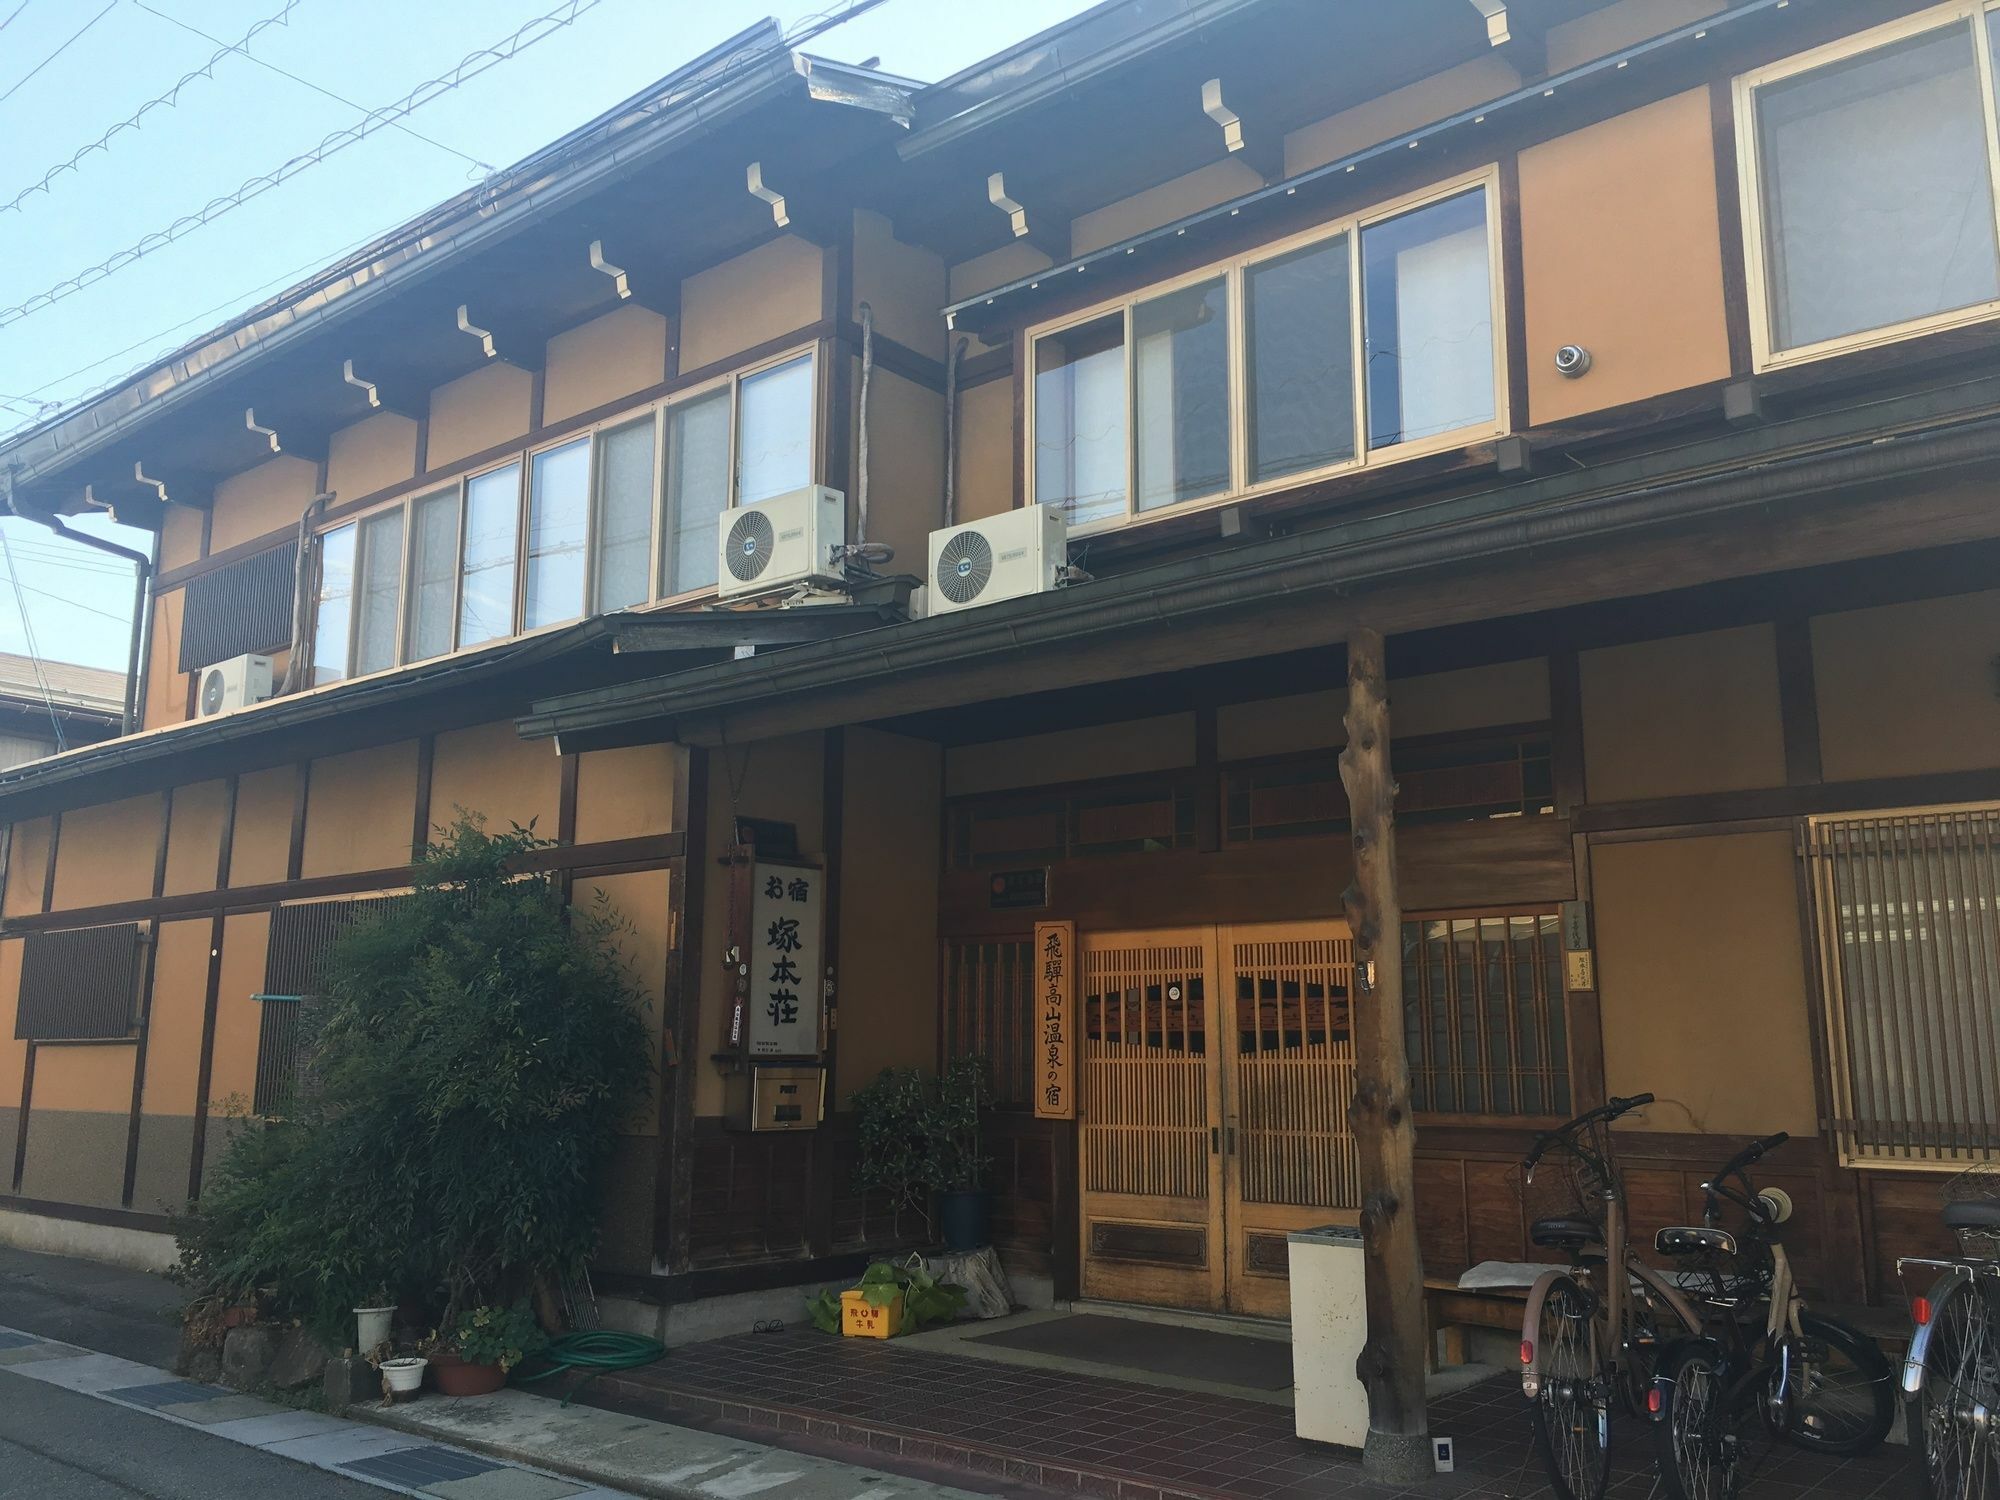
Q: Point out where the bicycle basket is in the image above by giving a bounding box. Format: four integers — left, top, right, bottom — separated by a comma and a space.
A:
1941, 1161, 2000, 1257
1518, 1140, 1610, 1230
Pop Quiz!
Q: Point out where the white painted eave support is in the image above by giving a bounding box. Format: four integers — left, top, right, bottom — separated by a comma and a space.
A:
456, 305, 499, 361
245, 408, 281, 455
343, 358, 383, 410
1202, 78, 1245, 154
590, 240, 631, 300
747, 162, 789, 228
987, 172, 1030, 239
1468, 0, 1511, 47
134, 462, 169, 505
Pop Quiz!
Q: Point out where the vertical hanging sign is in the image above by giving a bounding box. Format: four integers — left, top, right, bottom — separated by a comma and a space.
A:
748, 861, 825, 1057
1033, 919, 1075, 1120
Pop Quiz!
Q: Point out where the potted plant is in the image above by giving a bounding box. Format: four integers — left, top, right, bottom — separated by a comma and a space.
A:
353, 1296, 395, 1355
429, 1301, 546, 1397
851, 1056, 994, 1251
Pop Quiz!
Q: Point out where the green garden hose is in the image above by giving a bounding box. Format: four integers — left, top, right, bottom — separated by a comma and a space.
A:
517, 1329, 665, 1405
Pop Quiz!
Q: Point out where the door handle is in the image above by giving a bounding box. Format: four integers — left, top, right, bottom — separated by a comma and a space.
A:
1227, 1125, 1237, 1155
1211, 1126, 1220, 1155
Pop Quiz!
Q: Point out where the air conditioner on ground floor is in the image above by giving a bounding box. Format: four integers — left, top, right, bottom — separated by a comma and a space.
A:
925, 504, 1068, 615
716, 486, 847, 600
198, 654, 274, 718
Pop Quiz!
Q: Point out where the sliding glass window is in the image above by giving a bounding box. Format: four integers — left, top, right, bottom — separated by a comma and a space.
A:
525, 438, 590, 630
406, 489, 459, 662
312, 524, 357, 686
736, 354, 813, 505
352, 510, 405, 677
1740, 4, 2000, 367
594, 417, 656, 611
458, 462, 521, 648
1026, 173, 1501, 531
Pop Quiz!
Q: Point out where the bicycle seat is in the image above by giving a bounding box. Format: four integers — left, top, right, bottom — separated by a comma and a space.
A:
1530, 1216, 1602, 1250
1655, 1225, 1737, 1257
1944, 1199, 2000, 1231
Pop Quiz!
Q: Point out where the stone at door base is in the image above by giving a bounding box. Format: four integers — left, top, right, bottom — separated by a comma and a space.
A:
923, 1245, 1013, 1319
323, 1354, 382, 1413
267, 1327, 330, 1389
220, 1325, 277, 1390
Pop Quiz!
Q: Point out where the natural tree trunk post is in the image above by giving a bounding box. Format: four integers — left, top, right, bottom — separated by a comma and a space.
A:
1338, 625, 1431, 1485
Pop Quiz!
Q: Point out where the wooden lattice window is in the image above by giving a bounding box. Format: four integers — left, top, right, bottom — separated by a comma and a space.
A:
15, 924, 144, 1041
1225, 734, 1553, 843
949, 779, 1196, 869
1805, 805, 2000, 1167
1402, 911, 1570, 1118
942, 938, 1035, 1106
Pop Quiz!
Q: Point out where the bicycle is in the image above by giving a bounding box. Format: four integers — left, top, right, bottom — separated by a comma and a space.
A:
1519, 1092, 1706, 1500
1651, 1132, 1895, 1500
1899, 1164, 2000, 1500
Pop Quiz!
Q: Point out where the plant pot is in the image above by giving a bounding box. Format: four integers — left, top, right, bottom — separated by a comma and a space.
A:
353, 1307, 395, 1352
937, 1189, 990, 1252
380, 1356, 427, 1393
429, 1353, 508, 1397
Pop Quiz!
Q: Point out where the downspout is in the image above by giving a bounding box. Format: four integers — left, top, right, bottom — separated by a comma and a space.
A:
4, 484, 151, 735
942, 335, 967, 528
278, 493, 330, 697
855, 301, 874, 545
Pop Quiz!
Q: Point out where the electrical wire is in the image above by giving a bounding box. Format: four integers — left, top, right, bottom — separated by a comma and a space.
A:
2, 0, 309, 215
0, 0, 609, 328
0, 526, 68, 751
127, 0, 492, 179
0, 1, 33, 35
0, 0, 118, 106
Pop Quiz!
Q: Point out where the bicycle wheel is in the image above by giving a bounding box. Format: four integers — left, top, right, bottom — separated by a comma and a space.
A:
1528, 1273, 1611, 1500
1913, 1275, 2000, 1500
1764, 1310, 1893, 1456
1656, 1339, 1750, 1500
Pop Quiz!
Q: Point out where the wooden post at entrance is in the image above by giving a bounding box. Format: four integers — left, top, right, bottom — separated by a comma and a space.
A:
1338, 625, 1431, 1485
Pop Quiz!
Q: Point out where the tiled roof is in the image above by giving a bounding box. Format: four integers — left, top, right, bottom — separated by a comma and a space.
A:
0, 652, 125, 716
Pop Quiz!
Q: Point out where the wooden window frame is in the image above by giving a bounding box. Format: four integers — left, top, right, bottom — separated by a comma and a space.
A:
1022, 167, 1509, 539
1735, 1, 2000, 372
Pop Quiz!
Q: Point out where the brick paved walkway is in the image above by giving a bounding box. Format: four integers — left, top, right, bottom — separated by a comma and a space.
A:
586, 1325, 1913, 1499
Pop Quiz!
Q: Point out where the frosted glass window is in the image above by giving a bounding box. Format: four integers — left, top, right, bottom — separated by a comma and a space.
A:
525, 438, 589, 630
406, 490, 458, 662
1034, 314, 1126, 525
312, 524, 356, 686
1756, 22, 1998, 352
594, 418, 656, 611
1362, 189, 1495, 449
1247, 236, 1356, 483
666, 390, 731, 594
736, 355, 813, 505
353, 510, 404, 677
458, 462, 520, 648
1134, 278, 1231, 511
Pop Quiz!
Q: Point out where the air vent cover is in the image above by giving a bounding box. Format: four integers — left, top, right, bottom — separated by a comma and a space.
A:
934, 530, 994, 606
725, 508, 777, 584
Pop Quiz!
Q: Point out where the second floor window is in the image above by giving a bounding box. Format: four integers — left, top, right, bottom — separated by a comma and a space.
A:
310, 347, 816, 684
1740, 3, 2000, 367
1027, 173, 1502, 533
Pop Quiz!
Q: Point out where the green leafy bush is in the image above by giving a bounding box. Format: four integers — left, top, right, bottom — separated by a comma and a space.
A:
172, 816, 651, 1342
447, 1301, 548, 1372
849, 1056, 993, 1239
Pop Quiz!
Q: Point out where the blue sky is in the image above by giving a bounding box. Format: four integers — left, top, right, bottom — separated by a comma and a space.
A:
0, 0, 1093, 671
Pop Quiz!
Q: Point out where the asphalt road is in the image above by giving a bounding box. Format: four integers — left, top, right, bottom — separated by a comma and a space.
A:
0, 1370, 385, 1498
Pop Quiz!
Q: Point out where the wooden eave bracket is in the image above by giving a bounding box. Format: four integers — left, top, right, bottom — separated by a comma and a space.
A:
589, 239, 670, 316
341, 359, 426, 421
243, 407, 326, 465
455, 305, 542, 373
987, 171, 1068, 263
1202, 79, 1283, 186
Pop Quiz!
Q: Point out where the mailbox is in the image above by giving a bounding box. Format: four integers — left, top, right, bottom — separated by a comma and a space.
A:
727, 1063, 822, 1132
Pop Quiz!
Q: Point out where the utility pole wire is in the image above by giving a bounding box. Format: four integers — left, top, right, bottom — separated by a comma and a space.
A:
0, 0, 606, 328
0, 525, 68, 752
0, 0, 34, 36
0, 0, 118, 106
128, 0, 492, 179
2, 0, 309, 214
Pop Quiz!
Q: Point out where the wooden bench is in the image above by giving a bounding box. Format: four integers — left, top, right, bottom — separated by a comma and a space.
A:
1424, 1275, 1530, 1370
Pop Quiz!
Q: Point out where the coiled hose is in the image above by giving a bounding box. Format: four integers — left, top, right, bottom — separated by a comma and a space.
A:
516, 1329, 665, 1405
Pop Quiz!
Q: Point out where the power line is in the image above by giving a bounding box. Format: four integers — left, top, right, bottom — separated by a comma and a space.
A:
0, 0, 118, 107
2, 0, 308, 215
0, 527, 68, 751
0, 0, 608, 328
0, 1, 33, 35
128, 0, 492, 179
12, 577, 132, 624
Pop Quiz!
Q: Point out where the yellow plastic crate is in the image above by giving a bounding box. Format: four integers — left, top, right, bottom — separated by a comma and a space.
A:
840, 1288, 903, 1339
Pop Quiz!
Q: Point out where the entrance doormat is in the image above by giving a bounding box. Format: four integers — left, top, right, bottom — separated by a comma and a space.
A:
964, 1312, 1294, 1391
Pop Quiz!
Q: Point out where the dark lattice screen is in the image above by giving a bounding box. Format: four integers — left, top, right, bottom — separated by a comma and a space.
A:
178, 542, 298, 673
254, 895, 405, 1113
16, 923, 143, 1040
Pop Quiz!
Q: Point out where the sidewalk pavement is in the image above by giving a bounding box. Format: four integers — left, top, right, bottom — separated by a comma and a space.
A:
0, 1237, 983, 1500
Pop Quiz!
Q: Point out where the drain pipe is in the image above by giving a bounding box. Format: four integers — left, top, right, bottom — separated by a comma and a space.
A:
278, 493, 330, 697
4, 483, 152, 736
855, 301, 874, 546
942, 335, 967, 529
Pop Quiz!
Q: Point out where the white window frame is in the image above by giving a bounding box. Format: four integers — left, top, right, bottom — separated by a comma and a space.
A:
1022, 168, 1508, 538
1735, 1, 2000, 372
304, 342, 823, 684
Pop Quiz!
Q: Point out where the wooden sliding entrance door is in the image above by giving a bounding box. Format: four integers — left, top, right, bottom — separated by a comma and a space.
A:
1079, 921, 1358, 1319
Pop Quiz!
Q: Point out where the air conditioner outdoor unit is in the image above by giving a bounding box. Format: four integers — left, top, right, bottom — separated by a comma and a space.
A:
716, 486, 847, 600
926, 504, 1067, 615
197, 654, 273, 718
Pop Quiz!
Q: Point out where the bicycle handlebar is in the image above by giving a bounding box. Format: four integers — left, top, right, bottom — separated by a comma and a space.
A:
1713, 1131, 1789, 1185
1523, 1092, 1656, 1170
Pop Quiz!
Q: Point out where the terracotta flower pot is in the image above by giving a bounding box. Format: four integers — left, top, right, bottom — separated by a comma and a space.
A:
430, 1352, 507, 1396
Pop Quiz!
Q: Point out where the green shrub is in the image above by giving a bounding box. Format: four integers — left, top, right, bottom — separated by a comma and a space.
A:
849, 1056, 993, 1241
172, 816, 651, 1342
447, 1301, 548, 1372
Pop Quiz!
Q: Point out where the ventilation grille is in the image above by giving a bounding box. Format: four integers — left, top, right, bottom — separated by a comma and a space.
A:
725, 509, 776, 584
179, 542, 298, 673
16, 923, 143, 1040
934, 530, 993, 606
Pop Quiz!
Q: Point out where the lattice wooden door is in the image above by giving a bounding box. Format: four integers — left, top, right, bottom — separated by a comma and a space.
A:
1078, 929, 1226, 1310
1078, 921, 1358, 1318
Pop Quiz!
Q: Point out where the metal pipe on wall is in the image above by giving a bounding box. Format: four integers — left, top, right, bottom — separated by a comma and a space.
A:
943, 335, 967, 529
856, 301, 874, 545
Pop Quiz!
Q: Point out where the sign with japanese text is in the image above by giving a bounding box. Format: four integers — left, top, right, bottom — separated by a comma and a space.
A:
748, 860, 825, 1057
1033, 920, 1075, 1120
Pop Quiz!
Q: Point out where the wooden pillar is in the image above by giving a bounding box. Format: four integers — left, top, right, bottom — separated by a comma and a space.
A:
1339, 625, 1431, 1485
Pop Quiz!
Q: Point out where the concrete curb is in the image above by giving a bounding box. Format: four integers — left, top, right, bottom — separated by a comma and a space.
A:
359, 1398, 690, 1500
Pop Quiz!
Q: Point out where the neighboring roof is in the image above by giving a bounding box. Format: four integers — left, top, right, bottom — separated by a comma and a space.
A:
0, 653, 125, 719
